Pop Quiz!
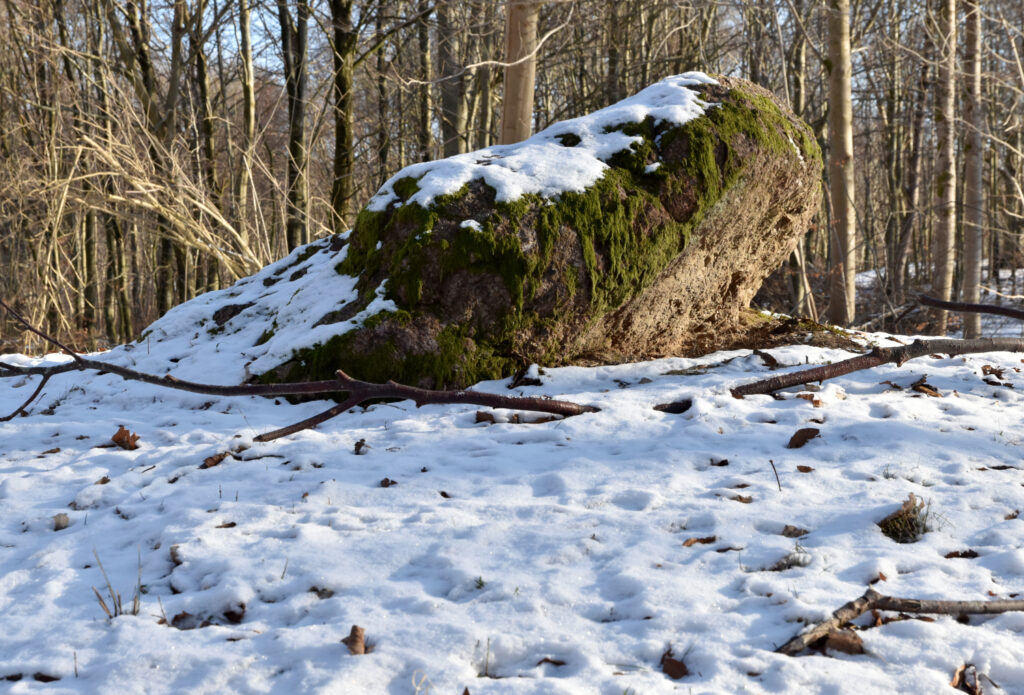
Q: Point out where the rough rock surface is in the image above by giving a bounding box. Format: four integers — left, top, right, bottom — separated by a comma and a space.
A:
267, 75, 822, 389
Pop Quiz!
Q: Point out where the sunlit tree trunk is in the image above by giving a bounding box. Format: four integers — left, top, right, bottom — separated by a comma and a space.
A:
827, 0, 856, 326
960, 0, 984, 337
930, 0, 957, 333
500, 0, 541, 144
329, 0, 356, 235
277, 0, 310, 249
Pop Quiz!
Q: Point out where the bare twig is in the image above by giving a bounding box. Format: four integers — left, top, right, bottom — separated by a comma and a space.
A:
731, 337, 1024, 397
0, 373, 51, 421
777, 587, 1024, 656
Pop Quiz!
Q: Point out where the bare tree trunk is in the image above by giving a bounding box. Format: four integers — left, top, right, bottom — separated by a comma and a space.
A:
930, 0, 957, 333
437, 1, 468, 156
416, 0, 432, 161
827, 0, 857, 326
329, 0, 356, 235
892, 61, 928, 301
960, 0, 983, 337
605, 0, 622, 103
278, 0, 310, 250
375, 6, 391, 185
235, 0, 255, 245
500, 0, 541, 144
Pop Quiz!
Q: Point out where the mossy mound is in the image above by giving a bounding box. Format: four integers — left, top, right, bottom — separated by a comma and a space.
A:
265, 76, 822, 389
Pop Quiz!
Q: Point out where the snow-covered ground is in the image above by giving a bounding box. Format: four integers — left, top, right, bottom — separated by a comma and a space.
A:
2, 70, 1023, 692
3, 321, 1024, 693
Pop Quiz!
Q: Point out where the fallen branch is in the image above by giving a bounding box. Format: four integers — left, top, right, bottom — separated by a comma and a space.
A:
253, 370, 598, 442
0, 372, 52, 422
731, 337, 1024, 397
0, 298, 598, 441
920, 294, 1024, 322
776, 587, 1024, 656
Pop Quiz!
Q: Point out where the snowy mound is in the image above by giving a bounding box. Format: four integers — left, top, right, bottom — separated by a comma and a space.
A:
83, 235, 374, 385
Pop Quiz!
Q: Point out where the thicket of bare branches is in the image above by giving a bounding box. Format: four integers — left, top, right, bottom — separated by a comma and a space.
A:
1, 0, 1023, 354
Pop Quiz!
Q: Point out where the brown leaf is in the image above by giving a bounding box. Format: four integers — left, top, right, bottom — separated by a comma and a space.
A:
95, 476, 110, 485
683, 535, 716, 547
731, 495, 753, 504
216, 521, 237, 529
796, 393, 823, 407
474, 411, 496, 424
379, 477, 397, 488
880, 380, 903, 390
982, 364, 1005, 379
660, 647, 689, 679
910, 376, 942, 397
342, 625, 368, 655
536, 657, 566, 667
38, 447, 61, 456
354, 438, 368, 455
439, 490, 451, 498
951, 663, 983, 695
796, 465, 814, 473
200, 452, 227, 469
111, 425, 139, 451
868, 571, 888, 584
710, 458, 729, 467
944, 549, 979, 559
787, 428, 820, 449
823, 629, 863, 654
781, 525, 809, 538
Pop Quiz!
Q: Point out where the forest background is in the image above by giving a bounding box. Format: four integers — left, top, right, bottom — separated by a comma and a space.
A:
1, 0, 1022, 354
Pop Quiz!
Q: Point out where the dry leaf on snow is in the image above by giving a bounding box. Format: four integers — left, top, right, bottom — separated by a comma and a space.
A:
660, 647, 689, 679
787, 428, 820, 449
111, 425, 139, 450
683, 535, 716, 547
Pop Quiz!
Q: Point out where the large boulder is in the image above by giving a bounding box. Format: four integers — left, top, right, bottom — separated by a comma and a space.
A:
125, 73, 822, 390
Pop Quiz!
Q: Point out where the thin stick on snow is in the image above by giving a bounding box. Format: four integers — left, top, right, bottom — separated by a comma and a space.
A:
776, 588, 1024, 656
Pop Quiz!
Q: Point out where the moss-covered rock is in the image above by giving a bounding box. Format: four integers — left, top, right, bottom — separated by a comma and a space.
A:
267, 76, 822, 389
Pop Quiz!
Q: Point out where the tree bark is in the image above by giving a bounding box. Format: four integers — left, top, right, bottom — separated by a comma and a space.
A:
278, 0, 311, 250
416, 0, 433, 161
235, 0, 256, 246
930, 0, 957, 333
500, 0, 541, 144
437, 1, 468, 156
960, 0, 984, 338
827, 0, 857, 326
329, 0, 356, 235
